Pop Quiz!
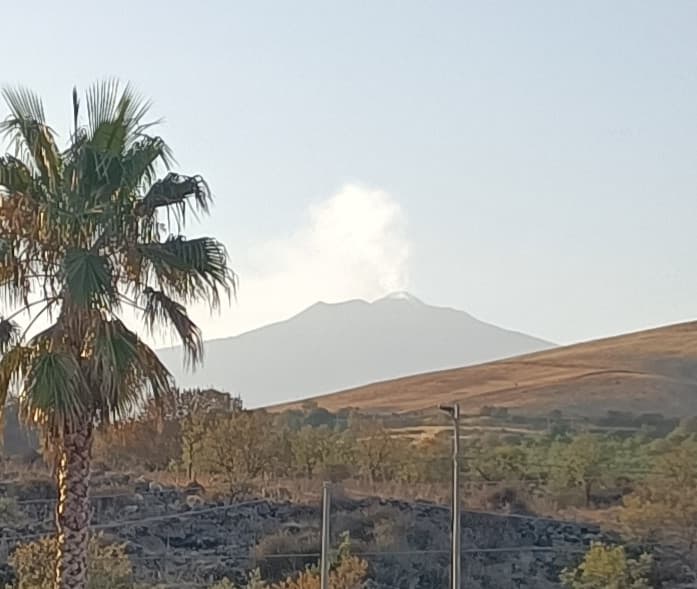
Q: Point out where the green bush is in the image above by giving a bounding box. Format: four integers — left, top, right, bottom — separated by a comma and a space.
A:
9, 535, 133, 589
209, 570, 267, 589
560, 542, 653, 589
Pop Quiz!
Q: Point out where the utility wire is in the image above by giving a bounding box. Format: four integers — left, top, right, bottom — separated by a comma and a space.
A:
1, 499, 268, 542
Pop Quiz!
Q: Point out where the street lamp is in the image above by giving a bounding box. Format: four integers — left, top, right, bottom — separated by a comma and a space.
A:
440, 402, 461, 589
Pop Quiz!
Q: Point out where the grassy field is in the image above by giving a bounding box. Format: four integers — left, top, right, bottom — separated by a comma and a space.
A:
270, 321, 697, 417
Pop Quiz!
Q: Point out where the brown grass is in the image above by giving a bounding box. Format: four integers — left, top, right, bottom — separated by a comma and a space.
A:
270, 321, 697, 417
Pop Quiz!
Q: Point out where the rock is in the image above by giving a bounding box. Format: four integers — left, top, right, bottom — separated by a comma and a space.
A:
185, 495, 204, 509
137, 534, 167, 554
134, 477, 149, 494
148, 482, 163, 494
102, 472, 130, 487
122, 504, 139, 516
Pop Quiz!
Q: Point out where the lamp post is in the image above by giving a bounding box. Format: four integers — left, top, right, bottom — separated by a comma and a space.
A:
440, 402, 461, 589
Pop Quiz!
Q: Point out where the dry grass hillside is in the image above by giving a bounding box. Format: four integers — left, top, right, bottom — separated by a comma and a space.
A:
271, 321, 697, 417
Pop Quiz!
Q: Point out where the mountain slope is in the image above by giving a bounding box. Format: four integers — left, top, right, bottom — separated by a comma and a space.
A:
157, 293, 553, 407
270, 321, 697, 417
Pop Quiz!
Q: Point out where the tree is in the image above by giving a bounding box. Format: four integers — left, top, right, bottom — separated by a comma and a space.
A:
202, 409, 277, 488
0, 82, 235, 589
175, 388, 231, 482
290, 426, 335, 478
356, 421, 399, 482
620, 439, 697, 573
304, 406, 335, 428
273, 409, 305, 432
560, 542, 653, 589
470, 444, 531, 482
92, 415, 178, 471
549, 434, 615, 506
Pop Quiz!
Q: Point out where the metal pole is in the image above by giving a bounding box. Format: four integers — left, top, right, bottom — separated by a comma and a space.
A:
320, 481, 331, 589
439, 402, 462, 589
452, 402, 461, 589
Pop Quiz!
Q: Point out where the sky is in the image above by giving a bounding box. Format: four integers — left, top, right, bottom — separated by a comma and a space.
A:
1, 0, 696, 346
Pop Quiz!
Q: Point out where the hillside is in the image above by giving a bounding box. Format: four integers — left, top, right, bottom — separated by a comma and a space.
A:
157, 293, 553, 407
271, 321, 697, 417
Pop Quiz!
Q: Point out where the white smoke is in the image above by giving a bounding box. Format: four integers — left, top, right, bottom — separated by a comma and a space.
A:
197, 184, 410, 339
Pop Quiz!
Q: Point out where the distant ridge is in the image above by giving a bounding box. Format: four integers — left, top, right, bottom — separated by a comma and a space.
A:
269, 321, 697, 417
158, 293, 553, 407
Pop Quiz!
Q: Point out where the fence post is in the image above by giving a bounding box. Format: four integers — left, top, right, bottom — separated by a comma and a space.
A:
320, 481, 331, 589
440, 403, 462, 589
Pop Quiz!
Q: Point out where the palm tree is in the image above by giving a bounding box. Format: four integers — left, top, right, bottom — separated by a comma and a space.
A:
0, 82, 236, 589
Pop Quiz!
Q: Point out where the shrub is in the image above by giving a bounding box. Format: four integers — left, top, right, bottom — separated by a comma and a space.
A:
9, 535, 133, 589
485, 486, 532, 515
210, 580, 237, 589
209, 571, 267, 589
560, 542, 653, 589
272, 534, 367, 589
255, 528, 320, 581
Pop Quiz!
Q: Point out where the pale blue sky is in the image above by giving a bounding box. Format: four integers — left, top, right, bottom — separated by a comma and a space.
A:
1, 1, 696, 345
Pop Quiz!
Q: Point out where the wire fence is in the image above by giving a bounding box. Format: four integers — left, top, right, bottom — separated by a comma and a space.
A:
2, 480, 694, 588
1, 481, 688, 541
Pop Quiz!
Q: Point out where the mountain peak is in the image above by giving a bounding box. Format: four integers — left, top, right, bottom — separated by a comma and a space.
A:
376, 291, 424, 304
158, 293, 554, 407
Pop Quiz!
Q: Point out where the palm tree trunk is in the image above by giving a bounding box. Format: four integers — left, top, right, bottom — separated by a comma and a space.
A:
54, 421, 93, 589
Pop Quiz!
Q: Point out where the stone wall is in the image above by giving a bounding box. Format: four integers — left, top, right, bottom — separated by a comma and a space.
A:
0, 476, 607, 588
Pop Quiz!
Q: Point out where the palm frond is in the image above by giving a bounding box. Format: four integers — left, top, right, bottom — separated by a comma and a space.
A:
121, 136, 174, 190
87, 318, 173, 422
0, 87, 61, 189
0, 317, 20, 353
142, 287, 203, 368
0, 238, 12, 264
0, 345, 32, 413
2, 87, 46, 122
138, 236, 236, 307
139, 173, 211, 225
117, 83, 154, 135
75, 81, 158, 200
0, 237, 23, 306
0, 162, 66, 270
85, 80, 153, 149
0, 155, 36, 196
84, 79, 120, 140
62, 249, 117, 308
18, 298, 60, 343
21, 350, 87, 436
0, 240, 36, 308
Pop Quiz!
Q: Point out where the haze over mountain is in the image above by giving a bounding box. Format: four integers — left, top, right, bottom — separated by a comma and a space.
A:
157, 293, 553, 407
